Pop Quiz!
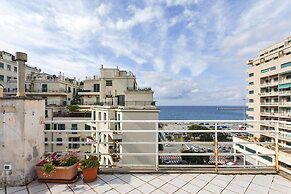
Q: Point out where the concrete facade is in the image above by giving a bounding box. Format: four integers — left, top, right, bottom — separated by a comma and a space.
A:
0, 97, 45, 186
90, 106, 159, 167
79, 66, 154, 107
246, 36, 291, 147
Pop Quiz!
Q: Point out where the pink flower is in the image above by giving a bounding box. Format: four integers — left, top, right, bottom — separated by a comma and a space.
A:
38, 159, 46, 166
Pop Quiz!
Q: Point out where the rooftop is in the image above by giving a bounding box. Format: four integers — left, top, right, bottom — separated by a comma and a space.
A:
2, 173, 291, 194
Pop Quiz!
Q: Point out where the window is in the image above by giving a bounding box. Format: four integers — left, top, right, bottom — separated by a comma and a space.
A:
45, 124, 50, 130
68, 87, 71, 93
58, 124, 65, 130
281, 62, 291, 69
237, 144, 244, 149
246, 147, 256, 154
42, 84, 47, 92
14, 66, 17, 72
249, 73, 254, 77
93, 84, 100, 92
0, 63, 3, 69
45, 110, 48, 118
249, 99, 254, 103
249, 82, 254, 85
7, 76, 12, 82
104, 113, 107, 124
249, 90, 254, 94
71, 124, 77, 134
261, 66, 276, 73
7, 64, 11, 71
85, 124, 90, 130
258, 152, 272, 162
56, 138, 63, 146
248, 108, 254, 111
93, 111, 96, 120
106, 80, 112, 86
0, 75, 4, 81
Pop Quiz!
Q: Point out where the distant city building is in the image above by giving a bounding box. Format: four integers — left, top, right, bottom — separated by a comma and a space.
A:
1, 50, 159, 162
246, 36, 291, 147
79, 65, 154, 107
0, 51, 41, 91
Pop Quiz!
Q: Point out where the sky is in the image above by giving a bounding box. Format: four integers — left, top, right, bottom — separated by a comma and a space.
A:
0, 0, 291, 106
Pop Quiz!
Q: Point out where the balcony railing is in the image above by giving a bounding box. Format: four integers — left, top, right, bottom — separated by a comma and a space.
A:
260, 81, 279, 87
43, 120, 291, 174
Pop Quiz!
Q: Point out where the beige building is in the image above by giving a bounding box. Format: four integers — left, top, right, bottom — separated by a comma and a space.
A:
6, 72, 79, 106
246, 36, 291, 147
79, 66, 154, 107
89, 105, 159, 167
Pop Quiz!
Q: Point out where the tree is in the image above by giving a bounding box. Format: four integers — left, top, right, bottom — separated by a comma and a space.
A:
188, 124, 213, 141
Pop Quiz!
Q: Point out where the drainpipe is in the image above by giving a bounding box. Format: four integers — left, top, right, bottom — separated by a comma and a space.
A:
15, 52, 27, 97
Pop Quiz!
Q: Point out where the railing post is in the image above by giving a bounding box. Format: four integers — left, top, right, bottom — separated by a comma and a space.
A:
96, 122, 100, 160
214, 122, 218, 173
155, 121, 159, 171
275, 122, 279, 172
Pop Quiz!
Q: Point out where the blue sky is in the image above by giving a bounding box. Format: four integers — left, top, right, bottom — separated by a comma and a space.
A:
0, 0, 291, 106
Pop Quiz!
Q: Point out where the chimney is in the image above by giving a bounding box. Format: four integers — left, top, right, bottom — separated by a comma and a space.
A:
15, 52, 27, 97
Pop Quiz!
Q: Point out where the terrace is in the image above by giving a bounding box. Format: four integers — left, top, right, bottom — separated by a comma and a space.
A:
1, 120, 291, 194
2, 173, 290, 194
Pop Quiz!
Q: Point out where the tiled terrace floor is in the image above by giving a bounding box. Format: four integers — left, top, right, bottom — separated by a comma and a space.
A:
1, 173, 291, 194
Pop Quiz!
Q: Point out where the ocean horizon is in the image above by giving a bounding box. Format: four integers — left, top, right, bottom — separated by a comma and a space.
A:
158, 106, 245, 120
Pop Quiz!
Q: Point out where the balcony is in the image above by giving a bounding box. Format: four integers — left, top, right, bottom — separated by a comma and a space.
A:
2, 120, 291, 192
260, 92, 279, 96
260, 102, 279, 106
260, 81, 279, 88
78, 89, 99, 96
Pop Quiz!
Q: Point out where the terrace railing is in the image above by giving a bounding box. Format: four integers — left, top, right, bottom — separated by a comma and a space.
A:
43, 120, 291, 174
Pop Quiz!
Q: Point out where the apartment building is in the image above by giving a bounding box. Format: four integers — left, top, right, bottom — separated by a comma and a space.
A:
79, 66, 154, 107
246, 36, 291, 147
89, 105, 159, 167
0, 51, 41, 90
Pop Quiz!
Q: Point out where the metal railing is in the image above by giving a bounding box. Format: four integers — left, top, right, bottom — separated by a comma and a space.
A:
43, 120, 291, 174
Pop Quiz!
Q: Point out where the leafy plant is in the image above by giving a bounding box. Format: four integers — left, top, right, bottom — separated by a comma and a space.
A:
80, 156, 99, 170
42, 162, 54, 174
37, 152, 79, 174
67, 105, 80, 112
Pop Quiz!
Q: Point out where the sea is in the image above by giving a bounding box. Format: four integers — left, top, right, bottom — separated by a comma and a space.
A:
158, 106, 245, 120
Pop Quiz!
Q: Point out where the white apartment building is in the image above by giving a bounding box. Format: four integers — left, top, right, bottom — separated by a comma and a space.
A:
246, 36, 291, 147
0, 51, 41, 91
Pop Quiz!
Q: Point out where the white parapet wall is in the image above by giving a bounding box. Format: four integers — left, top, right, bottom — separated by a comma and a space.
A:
233, 136, 291, 169
0, 97, 45, 186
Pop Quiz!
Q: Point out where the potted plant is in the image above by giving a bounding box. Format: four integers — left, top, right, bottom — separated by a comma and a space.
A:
35, 152, 79, 182
79, 156, 99, 182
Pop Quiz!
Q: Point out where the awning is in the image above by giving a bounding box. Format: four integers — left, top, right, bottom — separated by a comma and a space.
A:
278, 83, 291, 89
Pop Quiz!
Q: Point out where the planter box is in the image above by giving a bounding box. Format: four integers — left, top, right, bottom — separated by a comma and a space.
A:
35, 163, 78, 182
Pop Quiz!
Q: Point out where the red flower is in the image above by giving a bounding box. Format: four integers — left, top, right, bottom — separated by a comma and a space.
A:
38, 159, 46, 166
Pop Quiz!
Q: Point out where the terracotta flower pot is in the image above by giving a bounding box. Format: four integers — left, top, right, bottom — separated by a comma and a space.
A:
35, 163, 78, 181
82, 166, 99, 182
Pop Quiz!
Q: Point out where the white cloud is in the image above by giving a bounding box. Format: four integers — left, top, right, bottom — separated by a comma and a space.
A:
1, 0, 291, 105
96, 3, 112, 17
109, 6, 163, 31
